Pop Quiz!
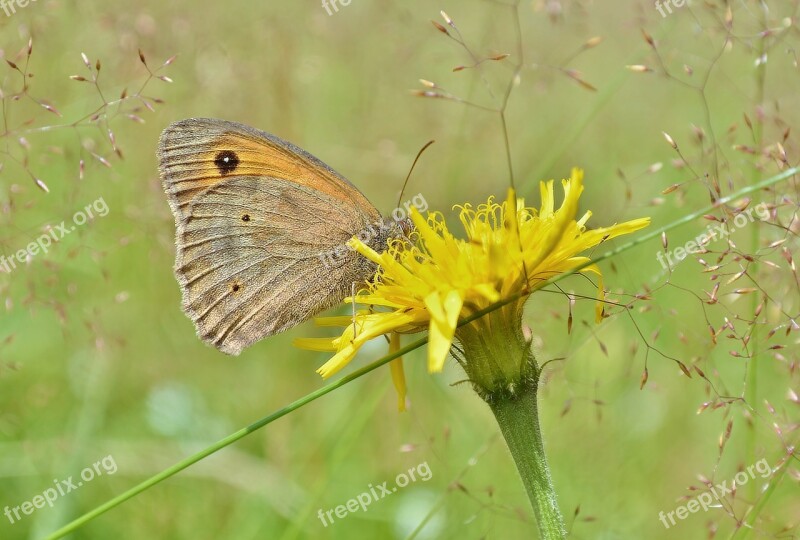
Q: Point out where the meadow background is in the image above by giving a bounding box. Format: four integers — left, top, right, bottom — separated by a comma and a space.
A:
0, 1, 798, 539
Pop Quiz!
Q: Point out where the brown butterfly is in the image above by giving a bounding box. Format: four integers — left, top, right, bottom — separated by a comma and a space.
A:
158, 118, 407, 355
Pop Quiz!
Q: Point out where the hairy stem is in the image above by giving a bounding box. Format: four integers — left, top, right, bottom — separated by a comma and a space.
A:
488, 377, 566, 539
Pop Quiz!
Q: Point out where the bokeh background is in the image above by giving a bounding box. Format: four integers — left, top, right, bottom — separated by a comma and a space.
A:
1, 1, 798, 539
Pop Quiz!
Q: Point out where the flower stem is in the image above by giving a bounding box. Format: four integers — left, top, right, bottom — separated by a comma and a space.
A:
488, 377, 566, 539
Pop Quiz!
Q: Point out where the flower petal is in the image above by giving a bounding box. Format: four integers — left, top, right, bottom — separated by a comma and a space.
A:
293, 337, 338, 352
316, 311, 417, 378
389, 332, 407, 412
424, 289, 463, 372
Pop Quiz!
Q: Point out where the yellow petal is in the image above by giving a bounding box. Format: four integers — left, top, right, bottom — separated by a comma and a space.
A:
316, 345, 359, 378
576, 262, 604, 323
411, 209, 449, 261
504, 187, 519, 238
540, 179, 555, 217
314, 315, 366, 327
524, 171, 585, 279
316, 311, 417, 378
474, 283, 501, 303
346, 236, 382, 264
347, 294, 407, 309
389, 332, 407, 412
424, 289, 463, 372
293, 337, 338, 352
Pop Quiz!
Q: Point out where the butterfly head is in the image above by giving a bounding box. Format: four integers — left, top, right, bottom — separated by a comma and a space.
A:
352, 215, 414, 283
397, 216, 414, 237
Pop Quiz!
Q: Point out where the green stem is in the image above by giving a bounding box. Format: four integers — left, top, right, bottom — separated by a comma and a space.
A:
454, 306, 565, 537
488, 378, 566, 539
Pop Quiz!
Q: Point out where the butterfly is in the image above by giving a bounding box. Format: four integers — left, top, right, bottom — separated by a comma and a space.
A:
158, 118, 407, 355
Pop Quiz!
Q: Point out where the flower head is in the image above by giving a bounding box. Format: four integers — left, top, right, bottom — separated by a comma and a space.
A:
295, 168, 650, 408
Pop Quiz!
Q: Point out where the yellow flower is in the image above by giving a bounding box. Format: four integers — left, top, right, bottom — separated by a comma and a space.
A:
295, 168, 650, 409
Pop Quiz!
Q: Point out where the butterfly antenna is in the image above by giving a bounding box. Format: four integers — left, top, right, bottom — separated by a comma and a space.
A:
396, 140, 435, 209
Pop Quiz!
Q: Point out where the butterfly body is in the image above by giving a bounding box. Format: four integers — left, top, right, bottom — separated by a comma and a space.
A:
158, 118, 402, 355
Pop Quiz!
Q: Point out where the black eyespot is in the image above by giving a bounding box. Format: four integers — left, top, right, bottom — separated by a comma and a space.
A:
214, 150, 239, 175
241, 214, 251, 222
230, 282, 241, 293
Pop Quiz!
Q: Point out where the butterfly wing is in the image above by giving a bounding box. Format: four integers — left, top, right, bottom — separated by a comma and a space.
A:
158, 118, 382, 355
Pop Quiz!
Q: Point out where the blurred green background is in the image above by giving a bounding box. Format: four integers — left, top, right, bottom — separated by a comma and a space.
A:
1, 1, 798, 539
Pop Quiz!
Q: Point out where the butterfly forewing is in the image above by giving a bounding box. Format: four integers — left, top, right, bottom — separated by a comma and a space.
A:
159, 118, 377, 222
